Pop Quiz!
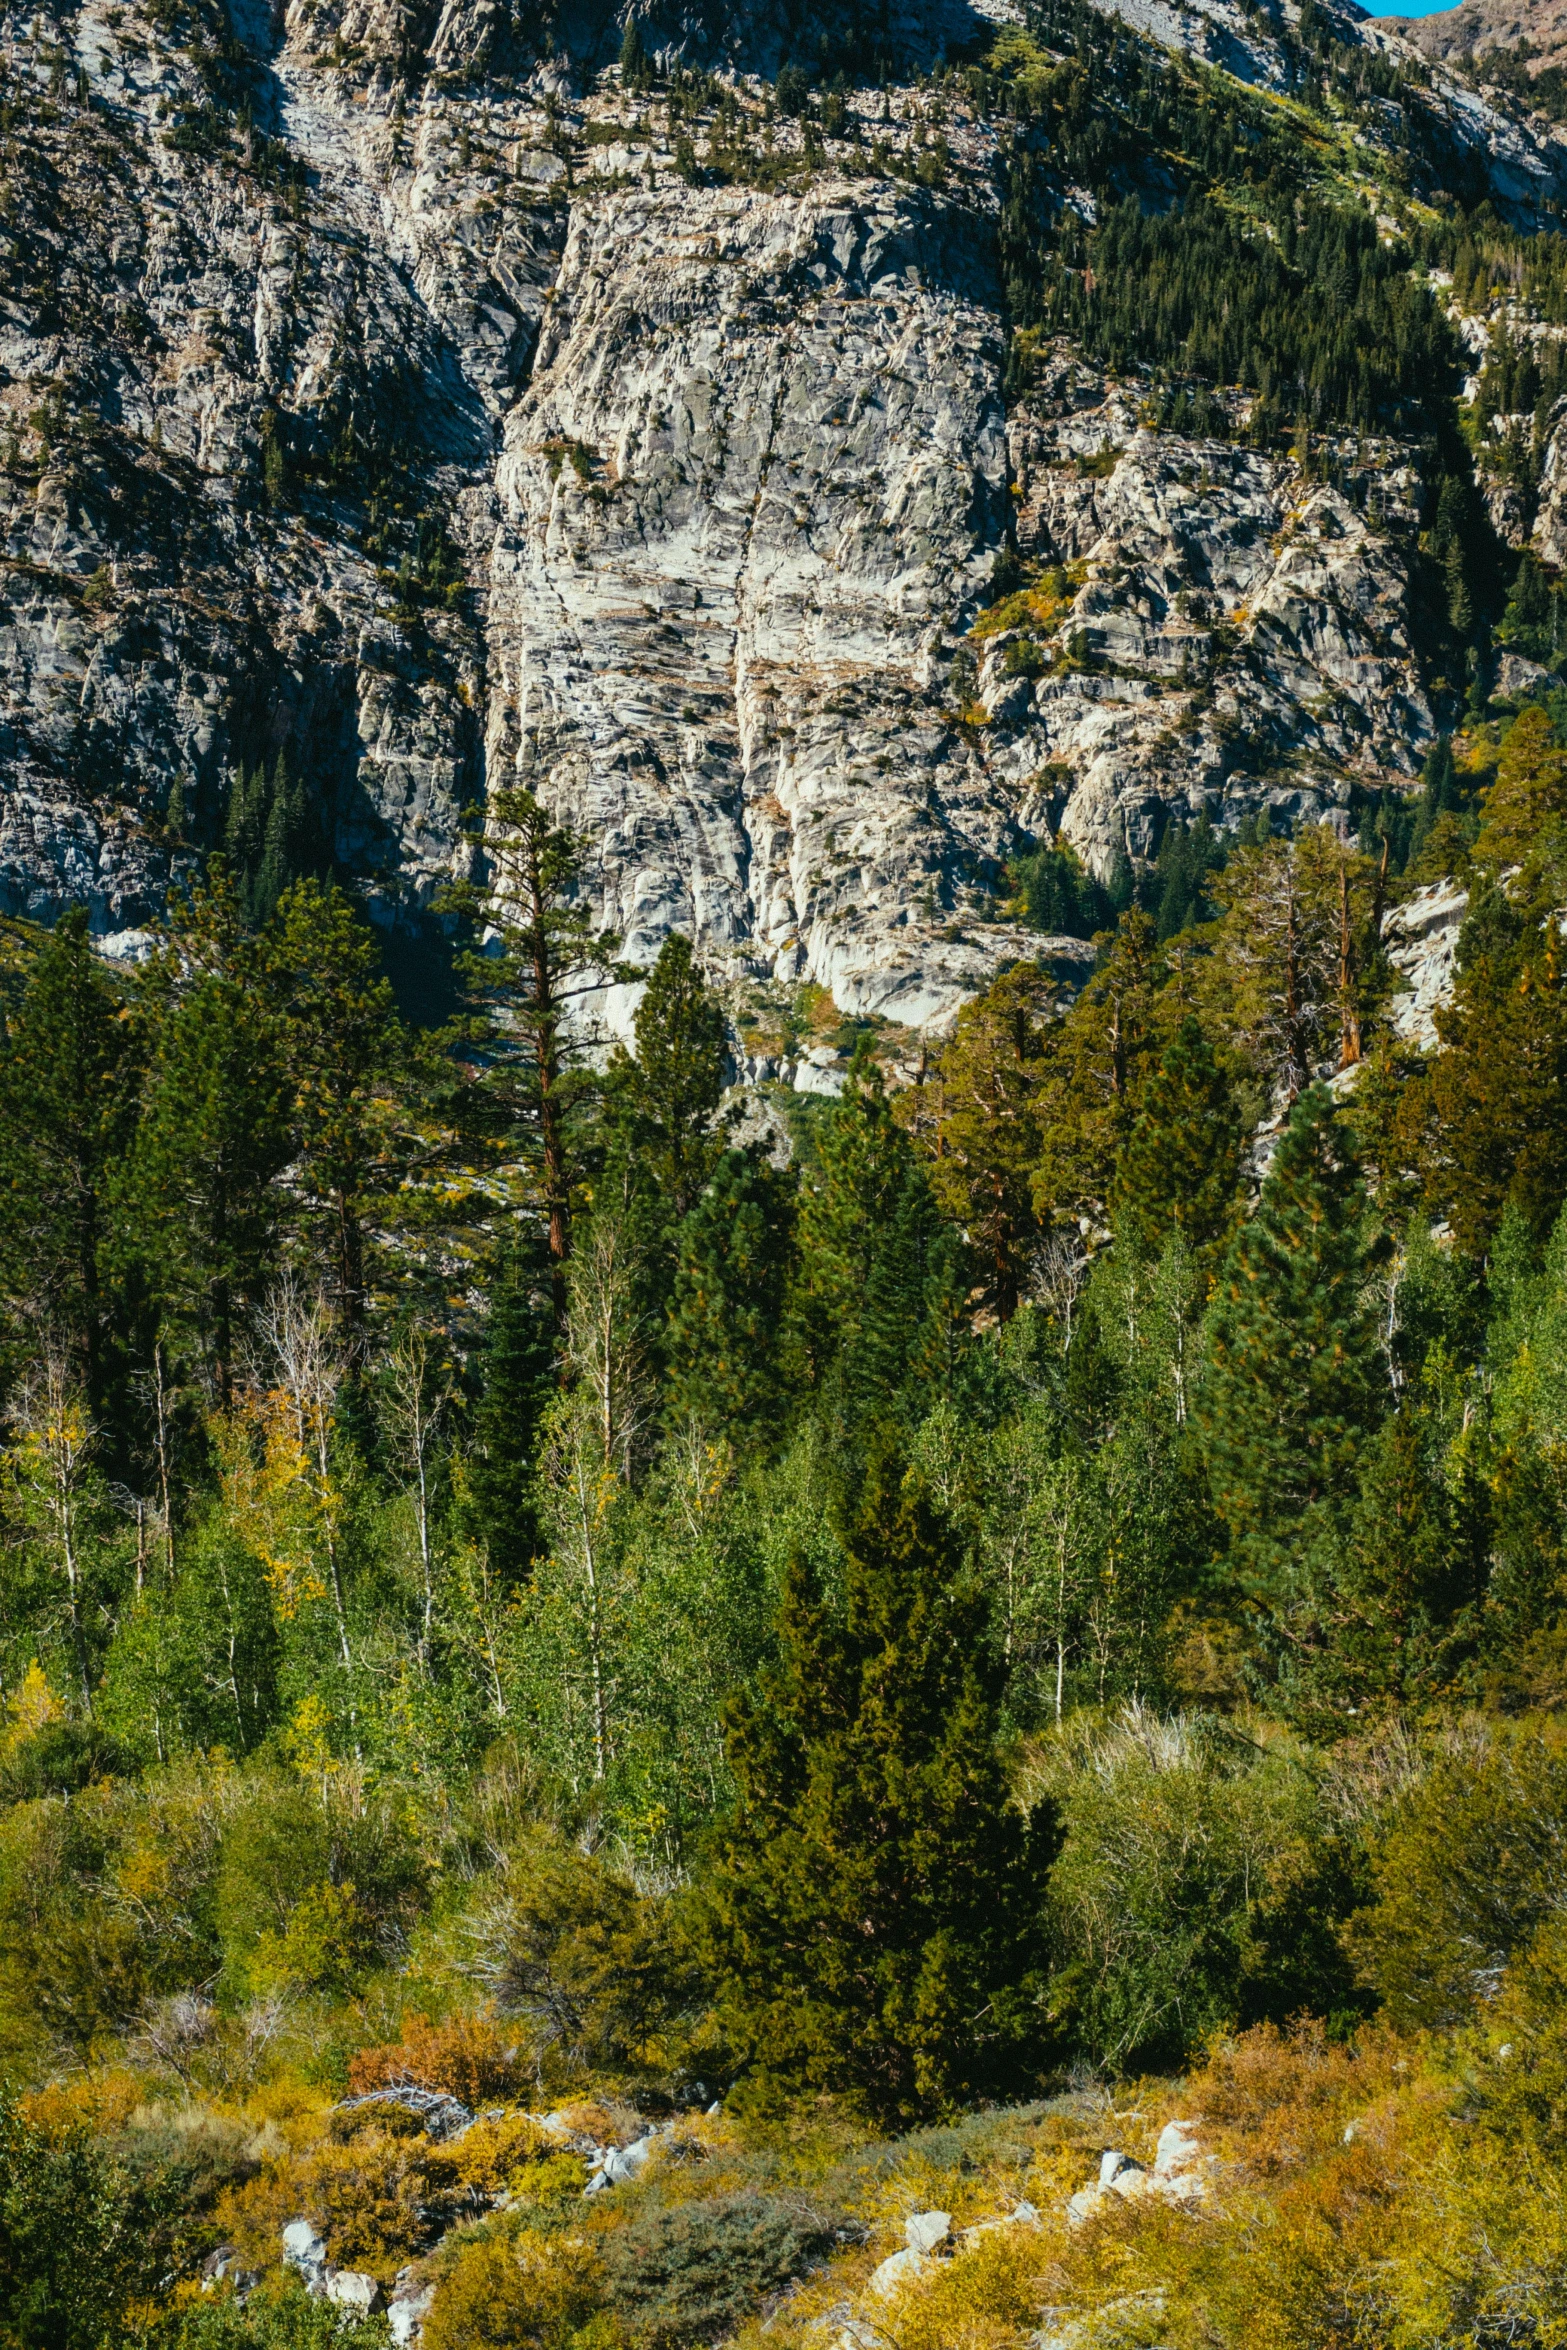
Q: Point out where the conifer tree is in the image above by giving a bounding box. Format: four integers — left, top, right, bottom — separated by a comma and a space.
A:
619, 13, 648, 86
1201, 837, 1341, 1105
1473, 703, 1567, 884
1305, 1392, 1489, 1723
665, 1146, 796, 1441
797, 1054, 961, 1417
699, 1457, 1057, 2121
914, 963, 1054, 1320
1113, 1015, 1240, 1256
614, 934, 731, 1223
122, 957, 290, 1406
465, 1234, 556, 1586
0, 911, 138, 1421
1203, 1086, 1384, 1623
453, 787, 624, 1327
1425, 889, 1567, 1249
263, 879, 405, 1339
1032, 910, 1161, 1228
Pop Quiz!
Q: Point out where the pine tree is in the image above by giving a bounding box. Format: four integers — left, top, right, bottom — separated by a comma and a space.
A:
1203, 1086, 1384, 1623
797, 1055, 960, 1417
665, 1146, 796, 1441
1150, 812, 1219, 940
1033, 910, 1161, 1228
451, 787, 625, 1328
1425, 890, 1567, 1249
1473, 704, 1567, 883
465, 1235, 556, 1586
224, 761, 265, 890
1305, 1393, 1489, 1723
614, 935, 731, 1222
619, 13, 647, 86
913, 964, 1054, 1321
121, 961, 290, 1406
699, 1455, 1057, 2122
0, 911, 138, 1422
1499, 549, 1554, 660
1201, 837, 1342, 1105
263, 879, 405, 1338
1113, 1015, 1240, 1256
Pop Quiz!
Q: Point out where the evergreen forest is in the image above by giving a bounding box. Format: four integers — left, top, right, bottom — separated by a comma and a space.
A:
2, 696, 1567, 2347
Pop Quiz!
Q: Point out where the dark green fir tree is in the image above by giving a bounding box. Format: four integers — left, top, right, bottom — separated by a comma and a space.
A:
121, 964, 291, 1406
465, 1235, 557, 1584
614, 934, 731, 1223
0, 909, 138, 1420
797, 1052, 963, 1420
699, 1455, 1058, 2123
1203, 1085, 1384, 1625
665, 1145, 796, 1442
1113, 1015, 1241, 1257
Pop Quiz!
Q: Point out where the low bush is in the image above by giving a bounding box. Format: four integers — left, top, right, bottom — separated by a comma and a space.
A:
214, 2123, 445, 2277
0, 2096, 150, 2350
422, 2226, 608, 2350
1345, 1720, 1567, 2028
348, 2012, 522, 2108
597, 2192, 843, 2344
453, 1834, 700, 2086
1044, 1712, 1363, 2072
441, 2110, 582, 2202
139, 2270, 392, 2348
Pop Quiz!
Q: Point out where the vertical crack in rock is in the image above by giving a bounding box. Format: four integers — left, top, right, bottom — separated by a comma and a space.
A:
488, 174, 1047, 1031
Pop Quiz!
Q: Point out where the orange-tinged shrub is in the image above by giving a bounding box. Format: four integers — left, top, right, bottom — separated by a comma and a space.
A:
20, 2067, 148, 2138
214, 2122, 443, 2278
348, 2010, 522, 2108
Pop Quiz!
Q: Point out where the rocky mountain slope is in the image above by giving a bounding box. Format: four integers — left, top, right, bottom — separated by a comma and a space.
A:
1383, 0, 1567, 75
2, 0, 1564, 1030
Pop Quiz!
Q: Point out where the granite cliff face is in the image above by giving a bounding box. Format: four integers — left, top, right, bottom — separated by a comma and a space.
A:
0, 0, 1557, 1027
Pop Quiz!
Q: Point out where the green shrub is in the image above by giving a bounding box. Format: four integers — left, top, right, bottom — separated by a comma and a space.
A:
108, 2106, 261, 2279
142, 2271, 391, 2347
1347, 1723, 1567, 2029
214, 1772, 428, 2002
0, 1720, 132, 1802
454, 1832, 699, 2084
0, 2098, 146, 2350
1046, 1711, 1364, 2072
598, 2193, 842, 2344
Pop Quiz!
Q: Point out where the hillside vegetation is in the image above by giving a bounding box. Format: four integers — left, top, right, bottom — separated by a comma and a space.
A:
12, 0, 1567, 2342
1, 689, 1566, 2344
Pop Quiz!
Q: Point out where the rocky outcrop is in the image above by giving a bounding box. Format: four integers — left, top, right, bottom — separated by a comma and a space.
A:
1064, 2118, 1213, 2225
2, 0, 1561, 1024
996, 354, 1433, 877
1385, 876, 1470, 1050
1383, 0, 1567, 77
486, 157, 1052, 1027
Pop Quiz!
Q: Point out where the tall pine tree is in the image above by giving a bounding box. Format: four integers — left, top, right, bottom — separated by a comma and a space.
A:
699, 1455, 1057, 2122
665, 1145, 796, 1442
263, 879, 405, 1340
797, 1054, 963, 1424
0, 911, 138, 1423
1113, 1015, 1241, 1257
1203, 1086, 1384, 1634
615, 936, 731, 1222
465, 1233, 557, 1585
122, 968, 290, 1406
452, 787, 624, 1328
